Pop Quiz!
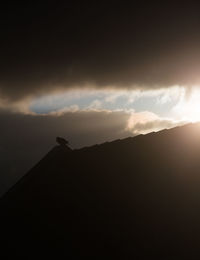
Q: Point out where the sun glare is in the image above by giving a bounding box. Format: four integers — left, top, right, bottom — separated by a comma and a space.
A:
173, 88, 200, 122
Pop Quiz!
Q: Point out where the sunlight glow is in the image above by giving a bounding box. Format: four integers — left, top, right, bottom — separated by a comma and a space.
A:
173, 88, 200, 122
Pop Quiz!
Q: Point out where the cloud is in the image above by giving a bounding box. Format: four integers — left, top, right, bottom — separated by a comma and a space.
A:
131, 118, 185, 135
87, 99, 102, 110
1, 3, 200, 101
49, 105, 80, 115
0, 86, 186, 117
127, 111, 185, 134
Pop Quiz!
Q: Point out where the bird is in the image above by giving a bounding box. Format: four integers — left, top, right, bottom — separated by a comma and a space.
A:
56, 137, 69, 146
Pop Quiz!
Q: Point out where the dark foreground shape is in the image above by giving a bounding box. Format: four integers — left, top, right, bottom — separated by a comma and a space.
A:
56, 136, 70, 146
2, 123, 200, 258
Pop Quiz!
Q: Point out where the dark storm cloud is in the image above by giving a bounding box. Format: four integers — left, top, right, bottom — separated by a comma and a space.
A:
1, 2, 200, 100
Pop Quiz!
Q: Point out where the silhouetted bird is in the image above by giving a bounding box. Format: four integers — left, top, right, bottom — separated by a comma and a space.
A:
56, 137, 69, 146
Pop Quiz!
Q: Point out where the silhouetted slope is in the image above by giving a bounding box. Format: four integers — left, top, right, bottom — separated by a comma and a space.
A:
2, 145, 72, 198
2, 123, 200, 258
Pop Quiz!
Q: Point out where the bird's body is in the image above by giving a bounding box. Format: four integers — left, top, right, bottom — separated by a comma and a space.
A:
56, 137, 69, 146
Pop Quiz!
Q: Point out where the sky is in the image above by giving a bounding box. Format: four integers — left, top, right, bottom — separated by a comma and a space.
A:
1, 2, 200, 194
